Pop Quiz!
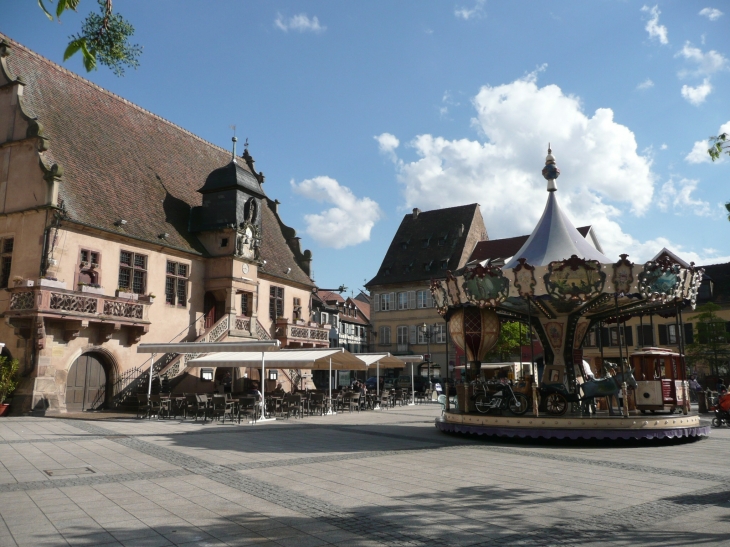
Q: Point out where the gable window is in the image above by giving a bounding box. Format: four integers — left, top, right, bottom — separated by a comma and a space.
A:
0, 237, 13, 289
293, 297, 302, 321
241, 292, 253, 317
119, 251, 147, 294
165, 261, 188, 306
269, 286, 284, 320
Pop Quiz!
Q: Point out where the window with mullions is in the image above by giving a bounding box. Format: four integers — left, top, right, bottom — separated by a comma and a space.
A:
269, 286, 284, 320
119, 251, 147, 294
241, 292, 253, 317
433, 324, 446, 344
0, 237, 13, 289
165, 261, 188, 306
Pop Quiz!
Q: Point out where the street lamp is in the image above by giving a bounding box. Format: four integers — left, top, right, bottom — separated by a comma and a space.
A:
421, 322, 432, 388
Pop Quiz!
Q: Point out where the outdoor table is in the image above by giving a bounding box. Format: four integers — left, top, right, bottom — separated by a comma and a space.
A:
266, 396, 284, 416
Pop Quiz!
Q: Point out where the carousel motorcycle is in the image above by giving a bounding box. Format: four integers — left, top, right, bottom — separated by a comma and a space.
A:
473, 382, 529, 415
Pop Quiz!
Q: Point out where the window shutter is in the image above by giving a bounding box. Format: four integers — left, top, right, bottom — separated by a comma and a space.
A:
373, 294, 380, 312
427, 291, 434, 308
684, 323, 694, 345
390, 293, 395, 310
409, 325, 417, 345
658, 324, 668, 345
408, 291, 416, 310
624, 326, 633, 347
600, 327, 610, 348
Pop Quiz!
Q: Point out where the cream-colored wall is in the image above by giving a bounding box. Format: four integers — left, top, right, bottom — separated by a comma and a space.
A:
256, 275, 313, 331
38, 225, 206, 373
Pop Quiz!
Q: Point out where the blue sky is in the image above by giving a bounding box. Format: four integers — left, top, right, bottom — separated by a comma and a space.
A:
3, 1, 730, 295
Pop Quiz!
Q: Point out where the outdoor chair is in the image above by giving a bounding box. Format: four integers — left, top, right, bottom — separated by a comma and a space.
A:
194, 394, 210, 422
415, 390, 427, 405
309, 393, 325, 415
237, 396, 258, 424
394, 389, 404, 407
283, 394, 303, 419
136, 393, 150, 419
344, 392, 359, 413
183, 394, 199, 420
149, 394, 164, 419
377, 390, 391, 410
210, 395, 235, 424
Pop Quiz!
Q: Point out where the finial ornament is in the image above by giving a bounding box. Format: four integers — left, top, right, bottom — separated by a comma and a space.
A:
542, 143, 560, 192
230, 124, 237, 163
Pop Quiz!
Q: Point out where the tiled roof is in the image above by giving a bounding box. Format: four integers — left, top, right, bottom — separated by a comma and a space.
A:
470, 226, 592, 263
0, 34, 312, 287
317, 290, 345, 304
366, 204, 483, 287
351, 298, 370, 320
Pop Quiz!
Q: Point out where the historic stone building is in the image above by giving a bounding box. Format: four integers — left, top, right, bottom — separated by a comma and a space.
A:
366, 204, 487, 377
0, 35, 329, 413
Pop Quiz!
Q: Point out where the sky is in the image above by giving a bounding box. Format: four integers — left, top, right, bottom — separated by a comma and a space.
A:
3, 1, 730, 296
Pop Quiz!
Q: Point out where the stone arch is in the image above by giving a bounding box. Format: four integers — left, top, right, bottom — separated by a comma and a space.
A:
64, 346, 119, 411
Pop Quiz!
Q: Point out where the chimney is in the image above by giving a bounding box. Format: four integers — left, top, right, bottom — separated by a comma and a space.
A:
412, 208, 421, 219
273, 199, 280, 214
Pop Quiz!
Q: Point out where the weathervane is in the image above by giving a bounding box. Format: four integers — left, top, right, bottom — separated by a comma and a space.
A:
230, 124, 237, 162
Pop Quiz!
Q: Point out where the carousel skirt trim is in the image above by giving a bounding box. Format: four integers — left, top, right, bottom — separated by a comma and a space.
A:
435, 419, 711, 440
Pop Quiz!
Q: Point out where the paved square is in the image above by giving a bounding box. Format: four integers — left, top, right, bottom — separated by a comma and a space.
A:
0, 406, 727, 546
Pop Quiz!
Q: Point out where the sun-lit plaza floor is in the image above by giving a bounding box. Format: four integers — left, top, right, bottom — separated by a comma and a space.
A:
0, 405, 727, 546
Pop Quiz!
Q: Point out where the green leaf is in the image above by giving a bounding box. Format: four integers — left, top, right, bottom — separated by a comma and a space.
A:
81, 44, 97, 72
38, 0, 54, 20
63, 38, 83, 61
56, 0, 67, 18
725, 203, 730, 213
66, 0, 81, 9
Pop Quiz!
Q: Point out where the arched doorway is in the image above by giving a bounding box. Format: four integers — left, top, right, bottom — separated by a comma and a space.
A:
204, 292, 217, 329
66, 353, 109, 411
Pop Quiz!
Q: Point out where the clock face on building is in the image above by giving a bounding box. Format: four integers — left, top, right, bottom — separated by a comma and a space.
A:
241, 263, 249, 275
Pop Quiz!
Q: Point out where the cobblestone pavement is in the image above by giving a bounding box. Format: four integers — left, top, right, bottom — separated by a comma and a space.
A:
0, 406, 728, 546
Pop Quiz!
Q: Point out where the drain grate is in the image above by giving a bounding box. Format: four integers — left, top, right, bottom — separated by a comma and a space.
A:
44, 467, 96, 477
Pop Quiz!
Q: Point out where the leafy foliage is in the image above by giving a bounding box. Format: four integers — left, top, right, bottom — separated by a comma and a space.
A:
485, 321, 525, 361
0, 356, 19, 404
39, 0, 141, 76
707, 133, 730, 220
686, 303, 730, 377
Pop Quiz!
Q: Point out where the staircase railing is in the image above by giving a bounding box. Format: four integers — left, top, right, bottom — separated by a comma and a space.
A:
157, 314, 230, 379
109, 314, 204, 408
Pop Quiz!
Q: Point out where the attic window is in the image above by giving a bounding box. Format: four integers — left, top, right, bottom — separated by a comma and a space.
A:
382, 265, 392, 275
440, 259, 449, 270
438, 235, 448, 246
421, 237, 431, 249
221, 238, 229, 248
401, 240, 410, 250
423, 260, 433, 272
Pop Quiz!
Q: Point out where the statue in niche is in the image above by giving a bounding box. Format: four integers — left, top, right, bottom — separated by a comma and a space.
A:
235, 198, 261, 259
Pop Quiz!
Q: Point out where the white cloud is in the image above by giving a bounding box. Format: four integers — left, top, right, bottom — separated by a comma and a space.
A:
660, 143, 668, 150
686, 120, 730, 163
455, 0, 485, 20
681, 78, 713, 105
699, 7, 723, 21
383, 71, 696, 262
374, 133, 400, 161
657, 177, 712, 216
676, 42, 728, 77
641, 5, 668, 44
274, 13, 326, 33
291, 176, 381, 249
637, 78, 654, 90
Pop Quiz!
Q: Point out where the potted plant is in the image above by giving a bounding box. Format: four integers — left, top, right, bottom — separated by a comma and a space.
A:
0, 356, 19, 417
115, 287, 138, 300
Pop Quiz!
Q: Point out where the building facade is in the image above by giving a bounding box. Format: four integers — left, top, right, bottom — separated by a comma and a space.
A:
0, 35, 329, 413
366, 205, 487, 377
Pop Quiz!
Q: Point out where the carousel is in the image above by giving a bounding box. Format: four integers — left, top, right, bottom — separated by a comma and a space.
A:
432, 147, 709, 441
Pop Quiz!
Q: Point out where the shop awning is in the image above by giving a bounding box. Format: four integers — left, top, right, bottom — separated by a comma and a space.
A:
355, 353, 408, 368
136, 340, 280, 354
188, 347, 367, 370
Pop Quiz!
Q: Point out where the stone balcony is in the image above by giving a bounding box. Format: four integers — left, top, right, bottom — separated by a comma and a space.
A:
3, 283, 151, 347
274, 318, 330, 348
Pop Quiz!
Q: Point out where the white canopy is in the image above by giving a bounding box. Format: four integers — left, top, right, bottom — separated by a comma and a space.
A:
356, 353, 407, 368
188, 347, 367, 370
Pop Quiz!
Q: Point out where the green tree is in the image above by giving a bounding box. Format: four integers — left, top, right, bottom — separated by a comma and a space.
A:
38, 0, 141, 76
0, 356, 19, 404
707, 133, 730, 221
686, 303, 730, 377
485, 321, 524, 361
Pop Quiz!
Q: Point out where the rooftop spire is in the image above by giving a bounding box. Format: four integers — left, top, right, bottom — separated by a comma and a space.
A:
542, 143, 560, 192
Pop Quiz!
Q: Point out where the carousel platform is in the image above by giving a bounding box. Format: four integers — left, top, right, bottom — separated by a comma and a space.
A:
436, 411, 710, 441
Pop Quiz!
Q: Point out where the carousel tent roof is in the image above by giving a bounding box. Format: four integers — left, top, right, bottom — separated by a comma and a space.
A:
504, 190, 611, 269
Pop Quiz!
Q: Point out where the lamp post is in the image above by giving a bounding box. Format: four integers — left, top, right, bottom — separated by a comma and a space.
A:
421, 322, 438, 391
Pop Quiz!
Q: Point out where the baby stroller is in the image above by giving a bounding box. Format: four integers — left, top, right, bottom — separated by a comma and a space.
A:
711, 391, 730, 427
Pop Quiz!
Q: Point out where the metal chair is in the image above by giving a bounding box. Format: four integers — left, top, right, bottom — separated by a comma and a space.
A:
237, 396, 258, 424
136, 393, 150, 419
